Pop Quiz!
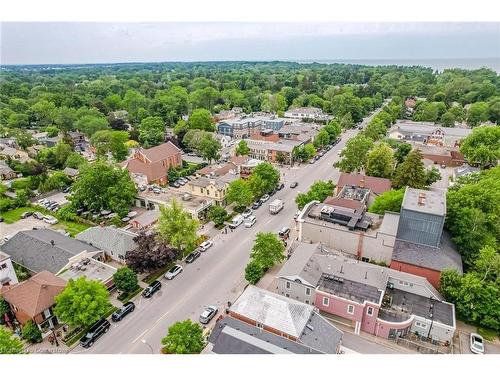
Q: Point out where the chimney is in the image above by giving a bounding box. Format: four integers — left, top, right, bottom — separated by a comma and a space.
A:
418, 192, 426, 206
340, 265, 344, 274
50, 240, 55, 246
359, 177, 365, 189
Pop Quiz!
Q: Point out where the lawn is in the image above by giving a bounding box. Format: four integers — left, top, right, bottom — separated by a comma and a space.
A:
53, 221, 92, 237
478, 327, 499, 342
0, 206, 34, 223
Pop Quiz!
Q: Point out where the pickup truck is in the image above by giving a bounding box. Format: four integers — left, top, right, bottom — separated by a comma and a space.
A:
269, 199, 284, 215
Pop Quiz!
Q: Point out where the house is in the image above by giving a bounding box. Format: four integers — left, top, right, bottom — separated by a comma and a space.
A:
187, 174, 238, 206
129, 209, 161, 231
260, 116, 285, 131
207, 316, 323, 354
0, 251, 19, 287
278, 124, 319, 143
246, 138, 302, 166
336, 173, 392, 204
1, 271, 66, 337
62, 167, 79, 179
0, 229, 105, 275
27, 144, 46, 158
214, 107, 243, 122
122, 141, 182, 186
76, 226, 138, 263
284, 107, 324, 120
277, 243, 456, 344
452, 165, 480, 180
217, 116, 263, 140
227, 286, 343, 354
57, 256, 117, 289
388, 121, 472, 148
196, 162, 238, 178
0, 145, 31, 163
239, 158, 264, 179
214, 134, 233, 149
415, 145, 465, 167
0, 160, 17, 181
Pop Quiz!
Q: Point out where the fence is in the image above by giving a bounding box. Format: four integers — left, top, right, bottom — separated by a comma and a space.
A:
395, 336, 452, 354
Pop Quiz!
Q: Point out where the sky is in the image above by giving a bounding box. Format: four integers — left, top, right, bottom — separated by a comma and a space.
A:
1, 22, 499, 65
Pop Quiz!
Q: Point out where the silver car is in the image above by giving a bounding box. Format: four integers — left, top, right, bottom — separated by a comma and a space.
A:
470, 333, 484, 354
199, 306, 218, 324
164, 265, 183, 280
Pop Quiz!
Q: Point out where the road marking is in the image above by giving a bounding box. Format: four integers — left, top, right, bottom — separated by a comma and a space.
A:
131, 329, 148, 344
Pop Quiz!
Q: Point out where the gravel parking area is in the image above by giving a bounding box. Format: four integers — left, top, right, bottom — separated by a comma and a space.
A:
0, 216, 51, 242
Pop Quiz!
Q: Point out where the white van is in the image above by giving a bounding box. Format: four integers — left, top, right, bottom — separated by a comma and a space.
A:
229, 214, 244, 229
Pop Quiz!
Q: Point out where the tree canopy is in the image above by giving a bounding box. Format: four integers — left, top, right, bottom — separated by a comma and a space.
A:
0, 326, 24, 354
335, 134, 373, 173
295, 180, 335, 210
161, 320, 205, 354
460, 126, 500, 168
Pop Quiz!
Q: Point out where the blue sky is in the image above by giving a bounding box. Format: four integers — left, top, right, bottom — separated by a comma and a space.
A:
1, 22, 499, 65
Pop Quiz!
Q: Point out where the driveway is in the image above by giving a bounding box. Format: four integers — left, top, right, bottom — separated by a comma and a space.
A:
458, 331, 500, 354
0, 216, 51, 242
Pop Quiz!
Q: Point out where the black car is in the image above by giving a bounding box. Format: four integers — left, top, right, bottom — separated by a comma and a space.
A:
185, 250, 201, 263
252, 201, 262, 209
269, 188, 276, 196
21, 211, 34, 219
62, 186, 71, 193
290, 182, 298, 188
79, 319, 110, 348
277, 183, 285, 190
142, 280, 162, 298
111, 302, 135, 322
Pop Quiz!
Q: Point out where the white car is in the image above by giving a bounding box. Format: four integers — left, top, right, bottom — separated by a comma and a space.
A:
228, 215, 244, 229
164, 265, 183, 280
470, 333, 484, 354
244, 215, 256, 228
199, 306, 218, 324
198, 240, 214, 252
242, 208, 253, 218
43, 215, 59, 225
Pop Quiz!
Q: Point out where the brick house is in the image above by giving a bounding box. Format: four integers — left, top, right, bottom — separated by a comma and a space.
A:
122, 141, 181, 186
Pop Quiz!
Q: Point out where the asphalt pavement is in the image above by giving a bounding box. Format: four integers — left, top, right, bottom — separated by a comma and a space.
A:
74, 105, 389, 355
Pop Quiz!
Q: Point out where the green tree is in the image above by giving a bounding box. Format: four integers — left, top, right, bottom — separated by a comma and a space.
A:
392, 149, 427, 189
248, 162, 280, 197
21, 320, 42, 343
425, 167, 442, 186
13, 130, 36, 150
30, 100, 57, 126
365, 143, 394, 178
156, 199, 199, 253
335, 134, 373, 173
207, 205, 228, 226
324, 120, 342, 142
313, 129, 330, 148
295, 180, 335, 210
245, 260, 265, 285
70, 161, 137, 216
440, 111, 456, 127
91, 130, 129, 162
249, 232, 285, 271
75, 115, 110, 136
340, 112, 355, 129
188, 108, 215, 131
0, 326, 24, 354
197, 133, 221, 164
393, 142, 412, 165
55, 106, 77, 132
363, 118, 387, 141
65, 152, 87, 169
54, 277, 112, 328
45, 126, 60, 137
466, 102, 489, 127
368, 189, 405, 214
161, 320, 205, 354
235, 140, 250, 156
460, 126, 500, 168
113, 267, 139, 293
226, 179, 254, 208
139, 116, 165, 148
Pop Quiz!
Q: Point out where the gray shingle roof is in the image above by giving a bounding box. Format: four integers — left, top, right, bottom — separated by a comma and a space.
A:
76, 226, 137, 258
1, 229, 102, 274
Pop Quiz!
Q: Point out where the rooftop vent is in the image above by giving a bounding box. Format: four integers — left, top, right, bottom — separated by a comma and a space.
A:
50, 240, 55, 246
306, 324, 314, 331
418, 192, 426, 206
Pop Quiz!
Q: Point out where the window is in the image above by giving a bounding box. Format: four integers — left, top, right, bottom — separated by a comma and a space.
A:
361, 257, 369, 263
285, 294, 290, 298
285, 281, 291, 289
322, 297, 329, 307
0, 263, 6, 269
256, 323, 263, 328
305, 300, 310, 305
305, 287, 311, 296
415, 321, 427, 329
347, 305, 355, 314
367, 306, 374, 316
42, 309, 52, 319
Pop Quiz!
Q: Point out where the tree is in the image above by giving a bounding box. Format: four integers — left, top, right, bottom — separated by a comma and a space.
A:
324, 120, 342, 142
45, 126, 60, 137
139, 116, 165, 148
55, 106, 77, 132
460, 126, 500, 168
245, 260, 265, 285
248, 162, 280, 197
368, 189, 405, 214
37, 141, 73, 169
21, 320, 42, 343
249, 232, 285, 271
235, 140, 250, 156
207, 205, 228, 226
295, 180, 335, 210
313, 129, 330, 148
393, 142, 412, 165
197, 133, 221, 164
340, 112, 355, 129
425, 167, 442, 186
70, 161, 137, 217
13, 130, 36, 150
91, 130, 129, 162
156, 199, 199, 253
363, 118, 387, 141
113, 267, 139, 293
54, 277, 112, 328
30, 100, 57, 126
187, 108, 215, 131
392, 149, 427, 189
0, 326, 24, 354
335, 134, 373, 173
161, 320, 205, 354
466, 102, 489, 127
440, 111, 456, 127
365, 143, 394, 178
226, 179, 254, 208
65, 152, 87, 169
75, 115, 110, 136
126, 232, 179, 273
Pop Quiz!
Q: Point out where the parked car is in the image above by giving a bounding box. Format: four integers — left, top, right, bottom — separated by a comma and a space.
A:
21, 211, 33, 219
121, 216, 131, 223
260, 194, 270, 203
79, 319, 110, 348
43, 215, 58, 225
277, 183, 285, 190
142, 280, 162, 298
314, 155, 320, 161
33, 212, 45, 220
127, 211, 138, 218
290, 182, 298, 188
309, 159, 315, 164
470, 333, 484, 354
294, 211, 301, 220
164, 265, 183, 280
198, 240, 214, 252
278, 227, 291, 239
177, 180, 186, 186
199, 306, 218, 324
269, 188, 276, 196
244, 215, 256, 228
179, 178, 189, 184
111, 302, 135, 322
185, 250, 201, 263
228, 215, 244, 229
242, 208, 253, 218
153, 187, 162, 194
62, 186, 71, 193
252, 201, 262, 209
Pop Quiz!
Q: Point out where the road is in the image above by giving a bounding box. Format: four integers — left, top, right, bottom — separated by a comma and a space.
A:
74, 104, 389, 354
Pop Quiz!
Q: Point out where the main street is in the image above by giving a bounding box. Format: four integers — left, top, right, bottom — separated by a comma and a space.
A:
74, 104, 393, 354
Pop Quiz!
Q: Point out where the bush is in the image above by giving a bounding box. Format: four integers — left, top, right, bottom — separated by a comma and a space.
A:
22, 320, 43, 343
113, 267, 139, 293
477, 327, 498, 342
56, 204, 77, 221
207, 205, 228, 226
245, 261, 264, 285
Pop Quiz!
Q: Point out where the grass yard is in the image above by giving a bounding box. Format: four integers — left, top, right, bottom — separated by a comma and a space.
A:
0, 206, 34, 223
54, 221, 92, 236
478, 327, 499, 342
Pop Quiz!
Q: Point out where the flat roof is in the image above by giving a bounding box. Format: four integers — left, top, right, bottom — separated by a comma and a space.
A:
58, 257, 116, 284
139, 189, 213, 213
402, 188, 446, 216
318, 273, 383, 304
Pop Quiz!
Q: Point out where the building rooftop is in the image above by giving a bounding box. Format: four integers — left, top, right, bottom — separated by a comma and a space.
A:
337, 173, 392, 195
391, 121, 473, 138
318, 273, 383, 304
307, 202, 373, 230
76, 226, 137, 257
139, 189, 213, 217
401, 188, 446, 216
285, 107, 322, 114
58, 257, 116, 284
139, 142, 181, 163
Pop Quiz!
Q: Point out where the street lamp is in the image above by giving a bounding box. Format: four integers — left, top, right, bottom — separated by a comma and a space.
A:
141, 339, 154, 354
426, 297, 434, 341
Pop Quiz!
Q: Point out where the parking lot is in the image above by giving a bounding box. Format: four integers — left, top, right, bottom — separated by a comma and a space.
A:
458, 330, 500, 354
0, 216, 51, 243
